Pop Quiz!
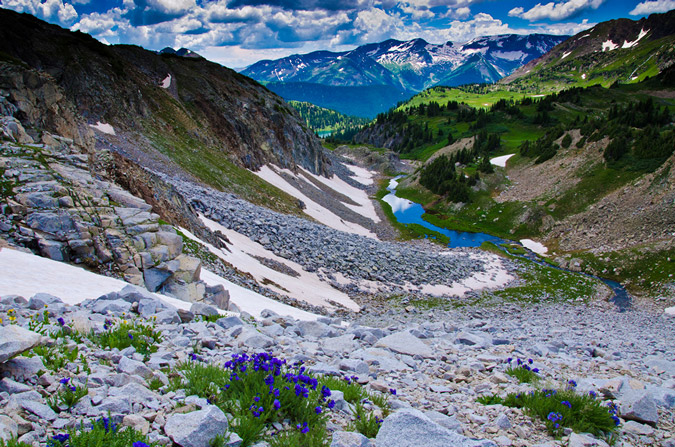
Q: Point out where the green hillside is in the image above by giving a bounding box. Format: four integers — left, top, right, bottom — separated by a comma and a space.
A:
354, 73, 675, 295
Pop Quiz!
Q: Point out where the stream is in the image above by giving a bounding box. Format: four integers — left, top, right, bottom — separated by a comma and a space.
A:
383, 177, 631, 311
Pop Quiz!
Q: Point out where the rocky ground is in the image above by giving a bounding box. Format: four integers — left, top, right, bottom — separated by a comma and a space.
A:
1, 287, 674, 447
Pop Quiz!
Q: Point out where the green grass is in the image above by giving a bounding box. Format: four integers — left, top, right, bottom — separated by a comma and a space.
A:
47, 378, 89, 412
572, 245, 675, 296
480, 386, 620, 441
401, 87, 544, 111
87, 318, 162, 359
348, 402, 384, 438
48, 417, 159, 447
548, 164, 641, 220
505, 364, 540, 384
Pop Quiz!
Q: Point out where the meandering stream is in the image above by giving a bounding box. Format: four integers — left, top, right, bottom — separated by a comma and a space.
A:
383, 177, 631, 310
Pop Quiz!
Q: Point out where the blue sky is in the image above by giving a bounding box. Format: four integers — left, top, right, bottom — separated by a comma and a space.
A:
1, 0, 673, 67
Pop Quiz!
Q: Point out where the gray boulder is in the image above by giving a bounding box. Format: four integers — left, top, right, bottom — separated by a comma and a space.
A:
568, 433, 609, 447
27, 293, 63, 310
0, 325, 42, 363
117, 356, 153, 379
620, 390, 659, 425
375, 409, 496, 447
164, 405, 230, 447
330, 431, 373, 447
216, 316, 244, 330
0, 415, 18, 442
190, 302, 219, 318
375, 331, 433, 358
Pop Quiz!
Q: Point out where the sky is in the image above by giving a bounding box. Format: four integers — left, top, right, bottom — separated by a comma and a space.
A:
0, 0, 673, 68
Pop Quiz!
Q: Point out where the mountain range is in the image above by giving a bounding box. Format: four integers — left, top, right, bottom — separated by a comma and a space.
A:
243, 34, 568, 117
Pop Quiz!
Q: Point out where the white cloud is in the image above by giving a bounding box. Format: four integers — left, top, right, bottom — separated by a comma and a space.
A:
509, 0, 605, 21
147, 0, 196, 15
2, 0, 78, 24
629, 0, 675, 15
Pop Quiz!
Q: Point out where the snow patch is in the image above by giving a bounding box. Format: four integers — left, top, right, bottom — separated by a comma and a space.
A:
344, 164, 376, 186
89, 122, 115, 135
161, 74, 172, 89
520, 239, 548, 255
561, 51, 572, 59
254, 165, 378, 239
191, 218, 360, 312
299, 168, 380, 224
622, 28, 649, 49
0, 247, 192, 310
490, 154, 515, 168
602, 40, 618, 52
492, 51, 525, 61
581, 73, 587, 80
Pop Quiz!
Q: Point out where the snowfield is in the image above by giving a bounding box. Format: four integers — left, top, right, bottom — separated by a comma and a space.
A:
254, 165, 378, 239
0, 246, 321, 321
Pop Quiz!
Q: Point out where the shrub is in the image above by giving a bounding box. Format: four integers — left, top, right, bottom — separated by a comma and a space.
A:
348, 401, 384, 438
87, 318, 162, 359
478, 381, 620, 440
47, 417, 158, 447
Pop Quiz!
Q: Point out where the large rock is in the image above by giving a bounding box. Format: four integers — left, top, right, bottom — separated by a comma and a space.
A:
0, 325, 42, 363
620, 390, 659, 425
117, 356, 153, 379
330, 431, 373, 447
27, 293, 63, 310
375, 331, 433, 358
0, 415, 18, 442
375, 409, 496, 447
164, 405, 230, 447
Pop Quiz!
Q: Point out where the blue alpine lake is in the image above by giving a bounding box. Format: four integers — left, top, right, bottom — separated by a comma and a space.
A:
383, 176, 631, 310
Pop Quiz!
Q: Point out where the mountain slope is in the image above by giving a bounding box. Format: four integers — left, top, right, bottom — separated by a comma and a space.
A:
503, 9, 675, 89
0, 8, 330, 216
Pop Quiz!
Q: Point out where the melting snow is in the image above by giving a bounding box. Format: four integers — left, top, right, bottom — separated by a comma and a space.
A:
89, 122, 115, 135
254, 165, 378, 239
520, 239, 548, 255
490, 154, 515, 167
299, 168, 380, 224
344, 164, 376, 186
161, 74, 172, 89
622, 28, 649, 49
602, 40, 618, 52
183, 222, 359, 313
561, 51, 572, 59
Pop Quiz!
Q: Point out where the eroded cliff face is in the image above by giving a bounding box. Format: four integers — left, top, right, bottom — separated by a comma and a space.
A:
0, 9, 330, 179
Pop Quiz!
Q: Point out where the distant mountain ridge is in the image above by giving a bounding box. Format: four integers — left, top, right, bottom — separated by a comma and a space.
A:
243, 34, 569, 93
503, 9, 675, 88
242, 34, 568, 117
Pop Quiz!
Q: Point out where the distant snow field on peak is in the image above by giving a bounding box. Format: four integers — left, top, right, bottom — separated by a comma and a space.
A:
89, 121, 115, 135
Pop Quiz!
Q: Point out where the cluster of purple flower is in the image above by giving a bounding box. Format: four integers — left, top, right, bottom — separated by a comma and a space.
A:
103, 319, 114, 331
547, 411, 563, 429
607, 402, 621, 426
59, 377, 76, 392
296, 422, 310, 433
567, 379, 577, 389
543, 389, 558, 398
506, 357, 540, 373
49, 433, 69, 446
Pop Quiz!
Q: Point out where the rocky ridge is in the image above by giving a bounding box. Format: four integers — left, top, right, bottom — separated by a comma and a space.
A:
0, 109, 227, 306
0, 287, 674, 447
